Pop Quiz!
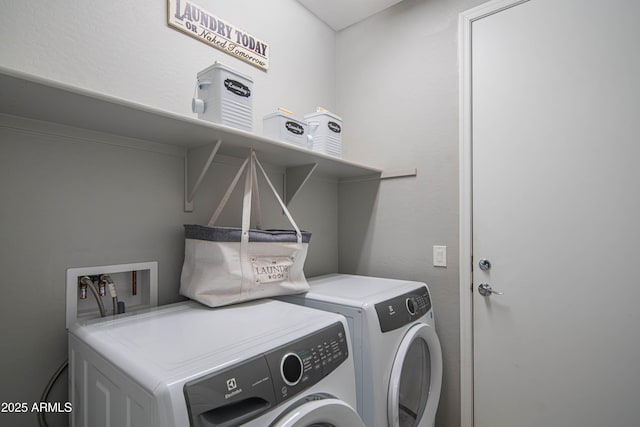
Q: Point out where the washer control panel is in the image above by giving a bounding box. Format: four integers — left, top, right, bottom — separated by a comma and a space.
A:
183, 321, 349, 427
374, 285, 432, 333
265, 321, 348, 404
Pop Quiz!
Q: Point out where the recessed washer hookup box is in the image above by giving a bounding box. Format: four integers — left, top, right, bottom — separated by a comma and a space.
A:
192, 62, 253, 131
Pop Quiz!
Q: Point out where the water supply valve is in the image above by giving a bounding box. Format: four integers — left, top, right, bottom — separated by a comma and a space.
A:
66, 262, 158, 328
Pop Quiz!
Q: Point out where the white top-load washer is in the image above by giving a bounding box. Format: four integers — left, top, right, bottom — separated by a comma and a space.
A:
68, 299, 365, 427
277, 274, 442, 427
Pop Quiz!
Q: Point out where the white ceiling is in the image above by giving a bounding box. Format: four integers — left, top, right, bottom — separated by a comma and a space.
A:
297, 0, 405, 31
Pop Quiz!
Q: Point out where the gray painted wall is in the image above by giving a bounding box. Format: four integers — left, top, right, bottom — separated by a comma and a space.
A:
0, 1, 337, 426
336, 0, 487, 426
0, 0, 496, 426
0, 1, 337, 123
0, 120, 339, 427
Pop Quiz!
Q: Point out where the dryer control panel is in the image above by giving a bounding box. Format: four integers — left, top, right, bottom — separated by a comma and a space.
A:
183, 321, 348, 427
374, 285, 432, 333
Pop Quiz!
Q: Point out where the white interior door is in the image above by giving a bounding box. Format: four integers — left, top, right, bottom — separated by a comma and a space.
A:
470, 0, 640, 425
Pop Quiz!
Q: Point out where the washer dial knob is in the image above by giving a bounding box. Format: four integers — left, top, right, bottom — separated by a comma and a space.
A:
281, 352, 303, 386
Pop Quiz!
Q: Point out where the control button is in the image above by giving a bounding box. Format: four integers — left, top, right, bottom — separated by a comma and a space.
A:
406, 297, 417, 315
281, 353, 304, 386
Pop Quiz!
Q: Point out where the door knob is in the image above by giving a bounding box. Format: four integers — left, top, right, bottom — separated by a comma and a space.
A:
478, 283, 503, 296
478, 258, 492, 271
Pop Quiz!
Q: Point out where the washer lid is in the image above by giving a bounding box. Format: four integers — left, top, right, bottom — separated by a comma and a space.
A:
69, 300, 345, 390
270, 394, 365, 427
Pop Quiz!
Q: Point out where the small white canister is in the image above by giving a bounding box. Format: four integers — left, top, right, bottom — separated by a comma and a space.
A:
263, 108, 311, 148
304, 108, 342, 157
192, 62, 253, 131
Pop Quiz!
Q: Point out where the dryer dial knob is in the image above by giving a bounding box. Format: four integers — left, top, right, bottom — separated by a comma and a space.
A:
406, 298, 417, 316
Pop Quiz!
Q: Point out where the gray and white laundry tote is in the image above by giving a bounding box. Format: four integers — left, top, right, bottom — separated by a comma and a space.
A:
180, 150, 311, 307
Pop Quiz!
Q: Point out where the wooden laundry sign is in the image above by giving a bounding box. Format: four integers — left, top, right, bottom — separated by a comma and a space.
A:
167, 0, 269, 71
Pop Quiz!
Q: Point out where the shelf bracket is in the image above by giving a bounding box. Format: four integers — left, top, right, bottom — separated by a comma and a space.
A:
339, 168, 417, 184
284, 163, 318, 205
380, 168, 417, 180
185, 140, 222, 212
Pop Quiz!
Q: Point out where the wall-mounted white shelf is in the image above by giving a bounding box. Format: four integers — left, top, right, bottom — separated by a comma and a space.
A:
0, 66, 387, 210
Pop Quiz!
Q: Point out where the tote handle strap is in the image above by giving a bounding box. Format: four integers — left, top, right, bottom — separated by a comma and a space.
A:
240, 152, 255, 243
208, 154, 264, 228
252, 152, 302, 244
251, 154, 263, 230
206, 151, 302, 244
207, 156, 249, 227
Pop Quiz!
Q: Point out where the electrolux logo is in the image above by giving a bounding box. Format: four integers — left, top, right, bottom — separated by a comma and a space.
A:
224, 79, 251, 97
285, 121, 304, 135
224, 377, 243, 399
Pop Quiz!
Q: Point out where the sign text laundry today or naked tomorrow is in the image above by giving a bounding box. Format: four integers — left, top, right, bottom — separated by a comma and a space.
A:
168, 0, 270, 71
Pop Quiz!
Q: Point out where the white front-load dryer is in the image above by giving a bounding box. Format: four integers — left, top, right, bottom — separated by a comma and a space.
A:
68, 299, 365, 427
277, 274, 442, 427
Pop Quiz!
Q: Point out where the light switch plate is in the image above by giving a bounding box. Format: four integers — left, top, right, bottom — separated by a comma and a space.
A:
433, 245, 447, 267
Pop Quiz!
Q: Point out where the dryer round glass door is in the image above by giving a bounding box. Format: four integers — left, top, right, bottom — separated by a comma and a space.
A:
387, 323, 443, 427
270, 394, 365, 427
